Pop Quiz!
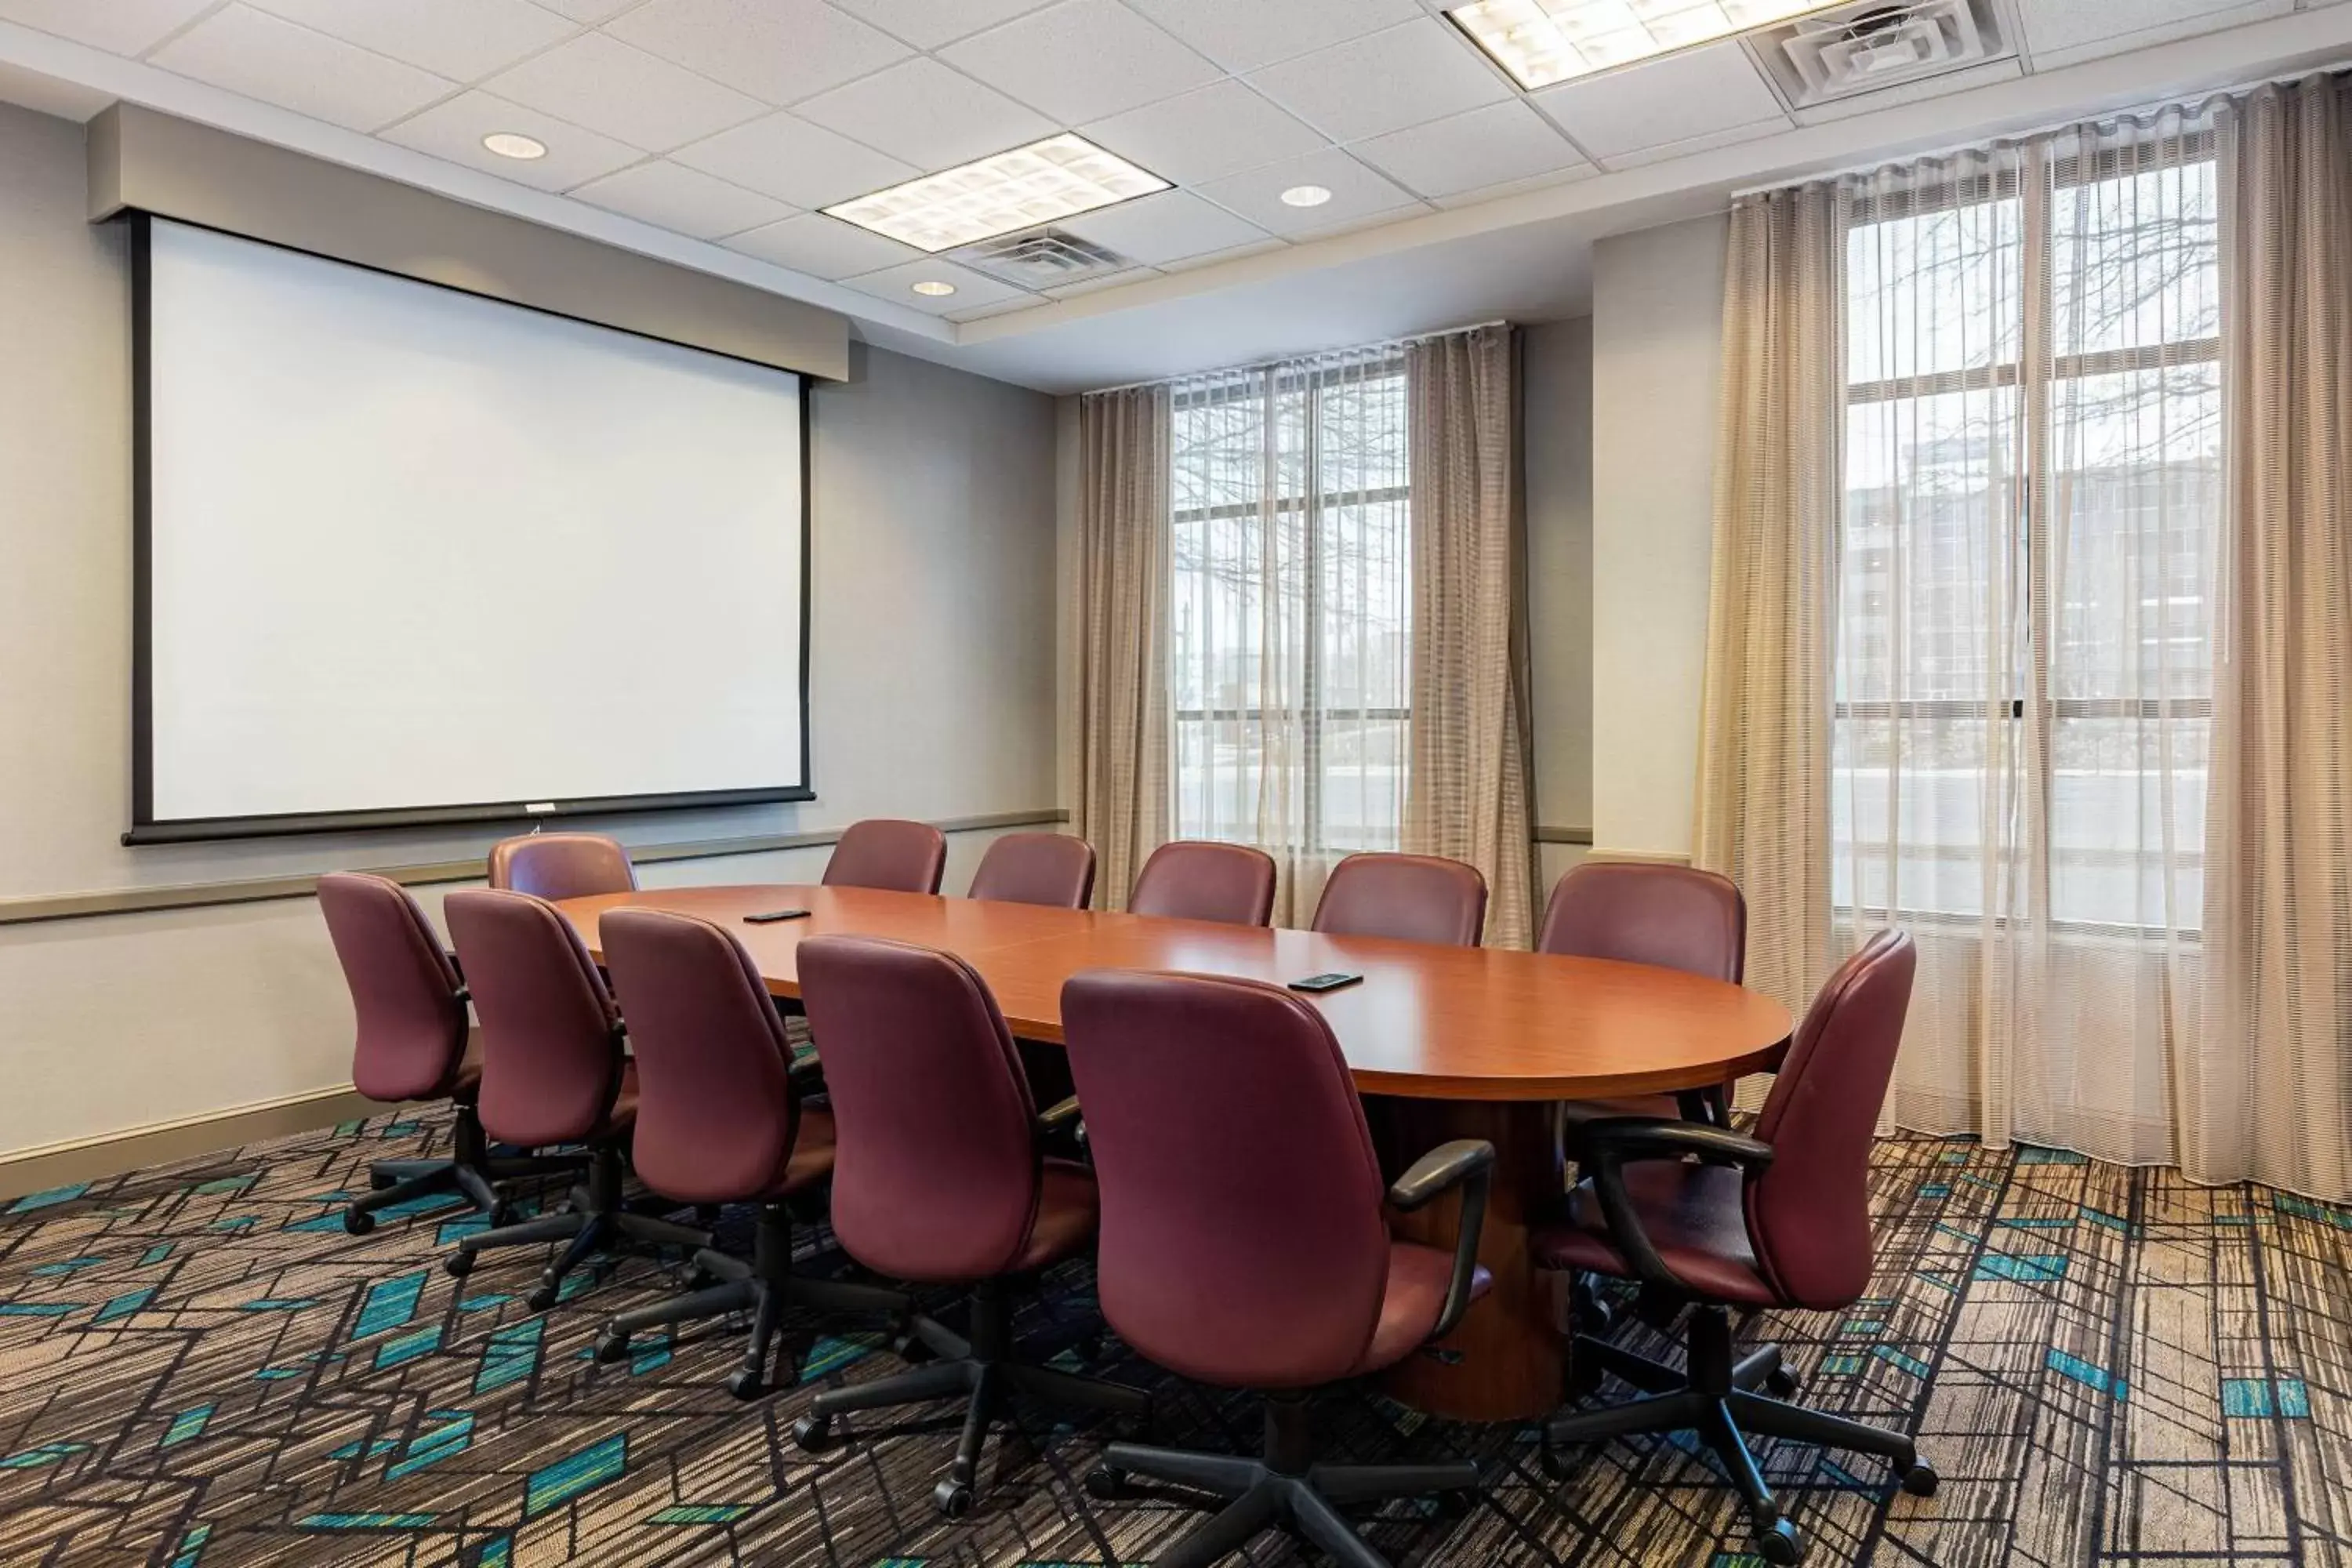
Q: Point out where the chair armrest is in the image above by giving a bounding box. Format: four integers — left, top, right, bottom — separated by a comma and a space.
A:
1036, 1094, 1083, 1135
1579, 1116, 1773, 1294
1387, 1139, 1496, 1341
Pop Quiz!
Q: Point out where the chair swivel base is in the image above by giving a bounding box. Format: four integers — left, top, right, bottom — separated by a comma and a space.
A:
442, 1148, 707, 1312
791, 1280, 1151, 1518
1088, 1393, 1479, 1568
1543, 1310, 1936, 1567
590, 1203, 909, 1401
345, 1106, 580, 1236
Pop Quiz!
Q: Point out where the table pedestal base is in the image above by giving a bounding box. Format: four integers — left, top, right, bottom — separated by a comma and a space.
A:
1371, 1098, 1566, 1425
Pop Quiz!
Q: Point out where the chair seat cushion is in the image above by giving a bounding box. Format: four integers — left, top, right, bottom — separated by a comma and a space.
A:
1012, 1159, 1099, 1273
1558, 1094, 1681, 1126
1530, 1162, 1777, 1307
765, 1106, 837, 1199
1352, 1241, 1493, 1376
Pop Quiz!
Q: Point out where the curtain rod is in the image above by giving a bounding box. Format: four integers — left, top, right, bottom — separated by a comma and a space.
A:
1729, 61, 2350, 200
1079, 318, 1510, 399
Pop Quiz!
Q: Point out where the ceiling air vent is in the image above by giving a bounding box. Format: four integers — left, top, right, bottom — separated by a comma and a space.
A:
1755, 0, 2009, 108
946, 227, 1132, 290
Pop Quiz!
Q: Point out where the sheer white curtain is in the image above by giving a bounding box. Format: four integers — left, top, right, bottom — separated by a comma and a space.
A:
1835, 106, 2221, 1162
1166, 347, 1412, 925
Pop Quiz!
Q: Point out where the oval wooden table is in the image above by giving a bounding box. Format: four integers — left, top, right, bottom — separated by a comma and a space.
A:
554, 883, 1792, 1425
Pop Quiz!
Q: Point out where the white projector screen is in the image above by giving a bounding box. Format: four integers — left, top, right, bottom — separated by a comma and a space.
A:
133, 218, 809, 840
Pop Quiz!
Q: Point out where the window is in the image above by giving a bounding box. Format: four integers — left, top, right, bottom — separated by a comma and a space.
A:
1167, 351, 1410, 855
1836, 131, 2220, 931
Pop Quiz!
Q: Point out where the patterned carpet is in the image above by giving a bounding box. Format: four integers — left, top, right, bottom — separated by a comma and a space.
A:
0, 1111, 2346, 1567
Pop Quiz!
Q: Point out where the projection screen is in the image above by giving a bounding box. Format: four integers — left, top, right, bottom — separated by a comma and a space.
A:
132, 217, 809, 841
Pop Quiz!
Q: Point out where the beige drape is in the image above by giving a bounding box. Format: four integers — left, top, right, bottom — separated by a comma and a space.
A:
2191, 76, 2352, 1199
1693, 186, 1846, 1016
1074, 385, 1172, 911
1404, 324, 1539, 948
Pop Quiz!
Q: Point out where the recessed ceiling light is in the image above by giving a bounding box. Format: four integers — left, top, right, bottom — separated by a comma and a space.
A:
910, 280, 958, 297
1446, 0, 1840, 89
1279, 184, 1333, 208
481, 132, 547, 161
824, 133, 1168, 254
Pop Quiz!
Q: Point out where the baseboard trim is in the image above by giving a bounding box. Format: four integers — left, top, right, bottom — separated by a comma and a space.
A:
0, 1084, 378, 1204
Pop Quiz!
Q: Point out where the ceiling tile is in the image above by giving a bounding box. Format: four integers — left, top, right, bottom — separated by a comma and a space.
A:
837, 256, 1030, 316
723, 212, 924, 278
1060, 188, 1272, 265
480, 31, 766, 151
1352, 100, 1588, 201
828, 0, 1057, 50
1123, 0, 1422, 73
604, 0, 909, 107
1530, 41, 1787, 162
1246, 18, 1510, 143
1044, 265, 1160, 299
946, 294, 1038, 323
941, 0, 1221, 125
1194, 146, 1421, 237
380, 91, 643, 189
794, 57, 1051, 170
2017, 0, 2288, 68
1599, 117, 1790, 172
568, 158, 794, 236
672, 111, 918, 208
241, 0, 576, 81
1160, 236, 1287, 272
1790, 58, 2024, 125
1081, 79, 1328, 187
147, 5, 455, 132
1430, 164, 1598, 209
0, 0, 219, 56
532, 0, 635, 18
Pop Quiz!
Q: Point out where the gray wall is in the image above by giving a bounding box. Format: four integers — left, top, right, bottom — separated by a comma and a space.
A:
1524, 317, 1595, 887
0, 101, 1062, 1160
1590, 212, 1729, 862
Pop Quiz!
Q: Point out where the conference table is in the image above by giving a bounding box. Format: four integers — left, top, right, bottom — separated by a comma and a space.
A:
554, 883, 1793, 1425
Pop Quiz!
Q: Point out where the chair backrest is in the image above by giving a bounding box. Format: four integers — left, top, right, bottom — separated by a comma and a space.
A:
317, 873, 470, 1105
822, 818, 947, 895
1062, 970, 1394, 1391
486, 832, 637, 902
797, 935, 1047, 1283
1746, 929, 1917, 1311
598, 909, 801, 1206
967, 832, 1098, 909
1127, 840, 1278, 926
443, 890, 625, 1149
1311, 852, 1488, 947
1537, 862, 1747, 982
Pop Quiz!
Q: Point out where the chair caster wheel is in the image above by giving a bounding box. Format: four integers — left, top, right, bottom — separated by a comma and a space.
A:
1901, 1460, 1940, 1497
1434, 1487, 1475, 1521
1766, 1367, 1801, 1398
443, 1250, 474, 1279
369, 1171, 397, 1191
525, 1282, 560, 1312
1537, 1443, 1572, 1483
889, 1330, 931, 1363
725, 1368, 765, 1402
791, 1414, 836, 1452
1083, 1465, 1129, 1501
591, 1328, 631, 1365
932, 1479, 974, 1519
1755, 1519, 1806, 1566
343, 1209, 376, 1237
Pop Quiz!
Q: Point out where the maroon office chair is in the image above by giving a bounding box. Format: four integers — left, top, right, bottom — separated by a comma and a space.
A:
967, 831, 1097, 909
1127, 840, 1278, 925
1312, 852, 1488, 946
1064, 970, 1495, 1568
1544, 862, 1749, 1127
440, 890, 709, 1310
787, 935, 1149, 1518
822, 818, 947, 895
487, 831, 637, 902
590, 910, 909, 1399
1534, 931, 1933, 1566
318, 873, 552, 1236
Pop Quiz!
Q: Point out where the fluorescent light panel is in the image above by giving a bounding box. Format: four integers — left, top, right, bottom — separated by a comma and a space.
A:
1447, 0, 1842, 89
825, 134, 1169, 254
